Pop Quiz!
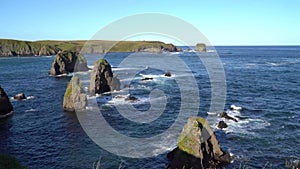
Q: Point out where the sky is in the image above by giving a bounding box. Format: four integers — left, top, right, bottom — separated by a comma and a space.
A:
1, 0, 300, 46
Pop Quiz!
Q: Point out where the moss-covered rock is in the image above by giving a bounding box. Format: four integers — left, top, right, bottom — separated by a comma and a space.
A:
63, 76, 87, 112
49, 50, 89, 76
194, 43, 206, 52
167, 117, 231, 169
89, 59, 120, 96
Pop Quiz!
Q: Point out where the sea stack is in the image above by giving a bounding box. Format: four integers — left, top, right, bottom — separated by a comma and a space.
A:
167, 117, 231, 169
49, 50, 89, 76
0, 86, 14, 117
63, 76, 87, 112
89, 59, 120, 96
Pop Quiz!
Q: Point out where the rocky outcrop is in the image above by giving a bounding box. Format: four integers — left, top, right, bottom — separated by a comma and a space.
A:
0, 86, 14, 116
89, 59, 120, 96
167, 117, 231, 169
194, 43, 206, 52
13, 93, 26, 100
218, 121, 228, 129
165, 71, 171, 77
219, 112, 238, 122
49, 51, 89, 76
63, 76, 87, 112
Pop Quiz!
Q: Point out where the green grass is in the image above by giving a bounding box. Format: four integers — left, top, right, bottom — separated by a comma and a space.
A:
0, 154, 26, 169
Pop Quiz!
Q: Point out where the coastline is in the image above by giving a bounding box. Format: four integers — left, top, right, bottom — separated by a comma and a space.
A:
0, 39, 178, 57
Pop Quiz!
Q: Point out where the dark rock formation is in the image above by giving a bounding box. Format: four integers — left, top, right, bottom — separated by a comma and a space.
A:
194, 43, 206, 52
13, 93, 26, 100
63, 76, 87, 112
89, 59, 120, 96
165, 71, 171, 77
141, 77, 153, 81
167, 117, 231, 169
218, 121, 228, 129
220, 112, 238, 122
0, 86, 14, 116
49, 51, 89, 76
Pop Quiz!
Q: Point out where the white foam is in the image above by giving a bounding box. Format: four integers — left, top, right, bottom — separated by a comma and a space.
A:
207, 112, 217, 115
26, 96, 35, 100
230, 104, 242, 110
112, 67, 139, 71
53, 73, 68, 77
25, 108, 37, 112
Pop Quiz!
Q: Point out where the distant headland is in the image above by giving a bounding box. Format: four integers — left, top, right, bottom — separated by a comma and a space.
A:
0, 39, 181, 57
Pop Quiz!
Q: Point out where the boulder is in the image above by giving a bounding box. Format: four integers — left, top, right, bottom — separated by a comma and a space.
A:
0, 86, 14, 116
194, 43, 206, 52
164, 71, 171, 77
90, 59, 121, 96
13, 93, 26, 100
220, 112, 238, 122
218, 120, 228, 129
63, 76, 87, 112
49, 50, 89, 76
167, 117, 231, 169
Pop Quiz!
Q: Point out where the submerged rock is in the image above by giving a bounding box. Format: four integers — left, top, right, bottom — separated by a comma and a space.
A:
13, 93, 26, 100
0, 86, 14, 116
49, 50, 89, 76
63, 76, 87, 112
167, 117, 231, 169
89, 59, 120, 96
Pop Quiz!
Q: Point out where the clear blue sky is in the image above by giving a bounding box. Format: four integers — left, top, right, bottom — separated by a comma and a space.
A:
1, 0, 300, 45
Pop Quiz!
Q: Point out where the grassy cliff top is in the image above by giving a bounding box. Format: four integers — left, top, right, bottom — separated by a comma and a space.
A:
0, 39, 177, 56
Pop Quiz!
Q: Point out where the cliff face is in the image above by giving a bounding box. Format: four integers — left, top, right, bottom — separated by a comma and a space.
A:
0, 39, 177, 56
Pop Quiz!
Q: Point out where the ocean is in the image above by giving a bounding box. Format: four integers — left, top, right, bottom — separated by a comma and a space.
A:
0, 46, 299, 168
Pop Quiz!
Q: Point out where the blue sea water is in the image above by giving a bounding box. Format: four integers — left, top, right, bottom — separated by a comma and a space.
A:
0, 46, 299, 168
